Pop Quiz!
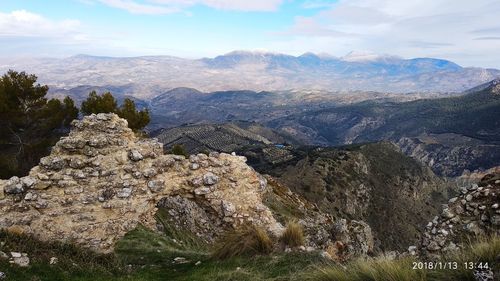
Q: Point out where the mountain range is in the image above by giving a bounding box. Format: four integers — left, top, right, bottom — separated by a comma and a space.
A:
2, 51, 499, 96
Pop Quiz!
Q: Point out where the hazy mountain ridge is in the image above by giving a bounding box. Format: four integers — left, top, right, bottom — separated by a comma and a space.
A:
267, 82, 500, 176
2, 51, 499, 96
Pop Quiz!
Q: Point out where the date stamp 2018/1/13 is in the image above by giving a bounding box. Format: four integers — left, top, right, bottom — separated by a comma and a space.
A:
412, 261, 490, 270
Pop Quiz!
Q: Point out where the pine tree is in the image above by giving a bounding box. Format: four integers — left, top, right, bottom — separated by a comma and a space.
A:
117, 98, 150, 131
0, 70, 79, 178
81, 91, 118, 115
81, 92, 150, 131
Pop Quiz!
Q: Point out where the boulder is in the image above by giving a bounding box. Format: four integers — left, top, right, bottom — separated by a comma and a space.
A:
4, 177, 23, 194
203, 172, 219, 185
128, 150, 143, 161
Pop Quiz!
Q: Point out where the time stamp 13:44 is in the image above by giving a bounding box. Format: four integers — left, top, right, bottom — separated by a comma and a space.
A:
412, 261, 490, 270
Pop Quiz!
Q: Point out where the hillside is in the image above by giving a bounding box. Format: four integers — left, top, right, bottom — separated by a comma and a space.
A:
245, 143, 450, 252
268, 80, 500, 177
152, 122, 296, 155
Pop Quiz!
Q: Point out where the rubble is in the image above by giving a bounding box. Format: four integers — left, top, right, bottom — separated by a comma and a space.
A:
419, 173, 500, 258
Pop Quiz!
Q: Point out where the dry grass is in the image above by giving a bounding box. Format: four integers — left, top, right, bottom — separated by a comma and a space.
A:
303, 257, 425, 281
280, 221, 305, 247
428, 235, 500, 280
212, 225, 273, 259
301, 235, 500, 281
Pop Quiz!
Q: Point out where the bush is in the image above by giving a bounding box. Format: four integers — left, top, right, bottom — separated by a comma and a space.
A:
170, 144, 188, 157
212, 225, 273, 259
280, 221, 305, 247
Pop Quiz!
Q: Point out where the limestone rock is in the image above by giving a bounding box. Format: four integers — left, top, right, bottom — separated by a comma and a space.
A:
203, 172, 219, 185
4, 177, 23, 194
418, 172, 500, 258
9, 253, 29, 267
147, 180, 165, 193
128, 150, 143, 162
0, 113, 282, 253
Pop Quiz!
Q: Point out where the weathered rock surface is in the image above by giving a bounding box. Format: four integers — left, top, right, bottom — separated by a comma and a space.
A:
419, 172, 500, 258
262, 177, 374, 259
397, 134, 500, 177
0, 114, 282, 253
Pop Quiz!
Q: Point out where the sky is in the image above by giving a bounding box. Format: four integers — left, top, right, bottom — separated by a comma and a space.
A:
1, 0, 500, 68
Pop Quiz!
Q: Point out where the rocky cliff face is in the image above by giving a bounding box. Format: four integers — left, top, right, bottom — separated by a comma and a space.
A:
419, 173, 500, 258
262, 177, 374, 261
0, 114, 282, 253
397, 135, 500, 177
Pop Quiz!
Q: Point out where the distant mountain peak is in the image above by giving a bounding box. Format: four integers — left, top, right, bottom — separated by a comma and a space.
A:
224, 50, 280, 57
341, 51, 400, 62
341, 51, 380, 62
299, 52, 336, 60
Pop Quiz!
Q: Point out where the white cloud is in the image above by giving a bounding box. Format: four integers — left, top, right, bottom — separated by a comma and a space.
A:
278, 16, 353, 37
96, 0, 284, 14
0, 10, 81, 38
0, 10, 134, 58
98, 0, 181, 15
273, 0, 500, 67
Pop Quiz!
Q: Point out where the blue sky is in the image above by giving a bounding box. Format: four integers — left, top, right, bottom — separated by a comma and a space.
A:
1, 0, 500, 68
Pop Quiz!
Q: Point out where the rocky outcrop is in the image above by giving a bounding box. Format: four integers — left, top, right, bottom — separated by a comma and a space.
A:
397, 134, 500, 177
263, 177, 374, 259
0, 114, 282, 252
419, 173, 500, 258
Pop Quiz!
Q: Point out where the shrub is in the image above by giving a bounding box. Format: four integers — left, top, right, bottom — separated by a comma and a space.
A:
170, 144, 188, 157
280, 221, 305, 247
212, 225, 273, 259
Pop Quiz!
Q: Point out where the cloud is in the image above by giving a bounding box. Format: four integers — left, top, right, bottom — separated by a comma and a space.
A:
0, 10, 81, 38
98, 0, 181, 14
96, 0, 284, 14
407, 41, 454, 49
469, 27, 500, 35
0, 10, 131, 58
474, 37, 500, 41
278, 16, 353, 37
272, 0, 500, 67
